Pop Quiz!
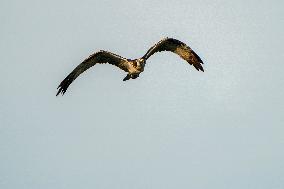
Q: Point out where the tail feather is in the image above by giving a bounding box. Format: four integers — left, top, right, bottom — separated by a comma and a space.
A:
123, 74, 131, 81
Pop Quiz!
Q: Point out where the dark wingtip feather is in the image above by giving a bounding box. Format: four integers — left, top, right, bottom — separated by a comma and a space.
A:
191, 50, 203, 64
56, 73, 75, 96
193, 63, 204, 72
199, 65, 204, 72
190, 49, 204, 72
56, 88, 61, 96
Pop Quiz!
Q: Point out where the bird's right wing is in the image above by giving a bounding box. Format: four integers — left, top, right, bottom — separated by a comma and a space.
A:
142, 37, 204, 71
56, 50, 129, 96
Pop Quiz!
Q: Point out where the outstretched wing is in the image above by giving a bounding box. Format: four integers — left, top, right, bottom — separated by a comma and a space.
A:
56, 50, 129, 96
142, 37, 204, 71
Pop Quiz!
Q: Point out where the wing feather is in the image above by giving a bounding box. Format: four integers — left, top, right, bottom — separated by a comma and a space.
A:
142, 37, 204, 71
56, 50, 128, 96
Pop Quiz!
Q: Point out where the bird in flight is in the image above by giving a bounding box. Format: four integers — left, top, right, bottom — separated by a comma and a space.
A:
56, 37, 204, 96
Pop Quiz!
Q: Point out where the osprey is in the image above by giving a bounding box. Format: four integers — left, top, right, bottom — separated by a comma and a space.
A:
56, 37, 204, 96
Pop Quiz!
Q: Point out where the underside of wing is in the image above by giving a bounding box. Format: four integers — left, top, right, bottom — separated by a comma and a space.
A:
142, 37, 204, 71
56, 50, 128, 96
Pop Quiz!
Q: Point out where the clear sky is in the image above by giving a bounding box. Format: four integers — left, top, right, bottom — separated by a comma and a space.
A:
1, 0, 284, 188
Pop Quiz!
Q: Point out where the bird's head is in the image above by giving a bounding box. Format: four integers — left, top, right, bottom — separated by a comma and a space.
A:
136, 58, 145, 68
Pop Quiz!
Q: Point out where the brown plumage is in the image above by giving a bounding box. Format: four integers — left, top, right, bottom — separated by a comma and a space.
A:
56, 37, 204, 96
142, 38, 204, 71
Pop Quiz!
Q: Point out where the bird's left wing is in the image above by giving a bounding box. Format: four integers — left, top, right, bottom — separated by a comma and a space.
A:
56, 50, 129, 96
142, 37, 204, 71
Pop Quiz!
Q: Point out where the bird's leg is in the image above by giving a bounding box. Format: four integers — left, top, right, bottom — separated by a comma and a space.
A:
123, 74, 131, 81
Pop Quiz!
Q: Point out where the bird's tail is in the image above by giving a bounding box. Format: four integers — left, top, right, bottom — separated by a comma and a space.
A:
123, 74, 131, 81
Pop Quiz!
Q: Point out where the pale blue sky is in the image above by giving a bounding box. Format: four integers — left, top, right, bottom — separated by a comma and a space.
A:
1, 0, 284, 188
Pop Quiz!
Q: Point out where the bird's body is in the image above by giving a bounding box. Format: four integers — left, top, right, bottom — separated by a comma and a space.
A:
56, 37, 204, 96
121, 58, 145, 81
